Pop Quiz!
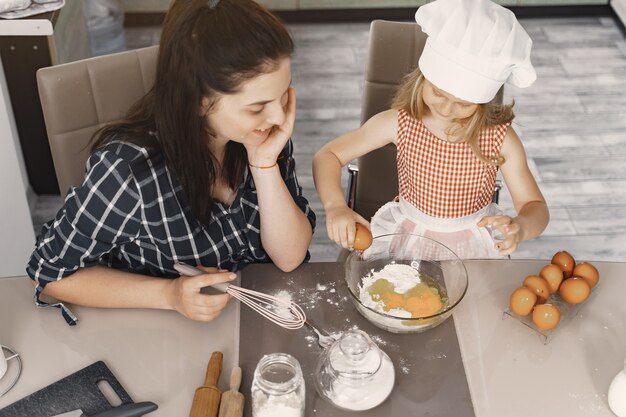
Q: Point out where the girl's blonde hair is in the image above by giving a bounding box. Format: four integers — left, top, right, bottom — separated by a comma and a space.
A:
391, 68, 515, 166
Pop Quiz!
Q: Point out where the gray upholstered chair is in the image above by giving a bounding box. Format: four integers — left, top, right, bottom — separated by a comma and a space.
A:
36, 45, 158, 196
347, 20, 502, 221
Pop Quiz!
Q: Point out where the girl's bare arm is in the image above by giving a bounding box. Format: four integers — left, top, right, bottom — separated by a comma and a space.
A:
313, 109, 398, 247
498, 127, 549, 242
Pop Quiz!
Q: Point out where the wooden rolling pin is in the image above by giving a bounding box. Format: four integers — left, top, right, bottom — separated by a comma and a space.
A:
218, 367, 245, 417
189, 351, 223, 417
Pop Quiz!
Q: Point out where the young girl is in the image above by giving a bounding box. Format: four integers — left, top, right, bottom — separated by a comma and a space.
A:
313, 0, 549, 259
27, 0, 315, 325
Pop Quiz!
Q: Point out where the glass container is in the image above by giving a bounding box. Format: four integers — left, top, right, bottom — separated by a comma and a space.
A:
314, 330, 394, 411
609, 358, 626, 417
252, 353, 305, 417
345, 233, 468, 333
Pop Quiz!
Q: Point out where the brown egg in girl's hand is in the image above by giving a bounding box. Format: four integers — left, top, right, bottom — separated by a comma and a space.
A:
532, 304, 561, 331
353, 223, 373, 251
539, 264, 564, 293
551, 251, 576, 278
559, 277, 590, 304
523, 275, 550, 304
572, 262, 600, 289
509, 287, 538, 316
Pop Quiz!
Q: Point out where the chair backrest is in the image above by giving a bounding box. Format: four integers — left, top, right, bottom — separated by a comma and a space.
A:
36, 45, 158, 196
354, 20, 426, 220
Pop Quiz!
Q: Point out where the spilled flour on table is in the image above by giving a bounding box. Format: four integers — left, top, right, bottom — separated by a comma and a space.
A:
271, 289, 296, 320
272, 273, 350, 314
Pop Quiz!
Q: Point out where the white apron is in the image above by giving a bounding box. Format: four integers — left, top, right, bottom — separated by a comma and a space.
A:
370, 197, 506, 260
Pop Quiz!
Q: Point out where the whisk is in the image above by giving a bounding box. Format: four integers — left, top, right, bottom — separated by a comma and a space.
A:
174, 262, 306, 329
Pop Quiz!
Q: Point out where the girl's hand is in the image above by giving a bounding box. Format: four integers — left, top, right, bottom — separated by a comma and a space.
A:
167, 266, 236, 321
245, 87, 296, 166
478, 215, 522, 256
326, 205, 369, 249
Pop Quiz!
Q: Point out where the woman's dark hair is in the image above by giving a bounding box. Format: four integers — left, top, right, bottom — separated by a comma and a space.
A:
91, 0, 294, 224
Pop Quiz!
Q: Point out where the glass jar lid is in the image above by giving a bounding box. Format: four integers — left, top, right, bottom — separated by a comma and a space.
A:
328, 330, 382, 378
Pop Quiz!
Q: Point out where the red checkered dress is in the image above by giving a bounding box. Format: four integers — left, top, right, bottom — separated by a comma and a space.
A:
396, 110, 509, 218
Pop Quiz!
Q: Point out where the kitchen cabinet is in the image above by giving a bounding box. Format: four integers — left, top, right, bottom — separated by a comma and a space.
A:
0, 0, 89, 195
123, 0, 608, 12
292, 0, 607, 9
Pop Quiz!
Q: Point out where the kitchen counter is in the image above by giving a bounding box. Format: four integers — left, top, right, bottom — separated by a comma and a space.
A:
1, 259, 624, 416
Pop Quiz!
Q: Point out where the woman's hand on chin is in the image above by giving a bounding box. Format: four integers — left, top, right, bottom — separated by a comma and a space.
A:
246, 87, 296, 165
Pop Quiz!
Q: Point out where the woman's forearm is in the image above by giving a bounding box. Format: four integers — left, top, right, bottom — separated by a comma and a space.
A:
252, 167, 313, 271
39, 265, 174, 310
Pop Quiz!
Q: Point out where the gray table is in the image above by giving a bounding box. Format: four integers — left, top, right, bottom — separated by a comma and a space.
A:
238, 262, 474, 416
3, 260, 622, 416
454, 260, 625, 417
0, 276, 240, 416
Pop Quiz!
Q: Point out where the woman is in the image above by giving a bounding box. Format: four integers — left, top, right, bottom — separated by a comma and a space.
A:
27, 0, 315, 325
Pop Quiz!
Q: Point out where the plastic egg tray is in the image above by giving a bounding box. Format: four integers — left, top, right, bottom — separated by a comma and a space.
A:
503, 289, 597, 344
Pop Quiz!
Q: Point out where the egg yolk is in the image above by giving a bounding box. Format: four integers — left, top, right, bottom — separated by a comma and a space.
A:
367, 279, 444, 318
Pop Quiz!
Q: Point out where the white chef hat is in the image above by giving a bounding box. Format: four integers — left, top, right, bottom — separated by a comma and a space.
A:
415, 0, 536, 104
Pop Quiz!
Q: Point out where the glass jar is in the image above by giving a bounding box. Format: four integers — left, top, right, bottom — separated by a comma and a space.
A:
251, 353, 305, 417
314, 329, 395, 411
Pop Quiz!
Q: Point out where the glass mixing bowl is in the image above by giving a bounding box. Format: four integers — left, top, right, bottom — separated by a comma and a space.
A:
344, 233, 468, 334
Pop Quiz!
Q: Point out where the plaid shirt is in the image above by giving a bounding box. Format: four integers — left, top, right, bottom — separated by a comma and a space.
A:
26, 139, 315, 325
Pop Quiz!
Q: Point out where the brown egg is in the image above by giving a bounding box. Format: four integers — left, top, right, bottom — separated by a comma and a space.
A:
572, 262, 600, 289
539, 264, 564, 293
559, 277, 590, 304
551, 251, 576, 278
509, 287, 538, 316
523, 275, 550, 304
353, 223, 373, 251
532, 304, 561, 331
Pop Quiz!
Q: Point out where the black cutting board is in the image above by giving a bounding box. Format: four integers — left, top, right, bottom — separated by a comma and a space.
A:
0, 361, 133, 417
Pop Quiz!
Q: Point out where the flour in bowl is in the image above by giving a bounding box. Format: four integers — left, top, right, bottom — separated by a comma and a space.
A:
358, 262, 448, 330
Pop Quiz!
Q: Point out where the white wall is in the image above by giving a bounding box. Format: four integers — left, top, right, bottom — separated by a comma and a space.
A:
120, 0, 289, 12
0, 55, 36, 278
612, 0, 626, 26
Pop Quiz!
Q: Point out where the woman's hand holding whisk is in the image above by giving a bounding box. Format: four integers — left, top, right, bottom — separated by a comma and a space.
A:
168, 266, 237, 321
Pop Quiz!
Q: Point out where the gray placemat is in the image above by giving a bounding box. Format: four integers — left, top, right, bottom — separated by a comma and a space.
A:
239, 262, 475, 416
